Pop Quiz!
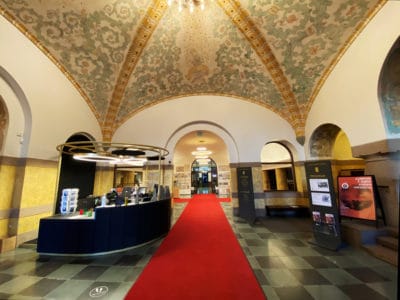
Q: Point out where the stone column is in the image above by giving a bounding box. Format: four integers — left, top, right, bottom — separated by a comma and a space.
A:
353, 140, 400, 227
230, 162, 265, 217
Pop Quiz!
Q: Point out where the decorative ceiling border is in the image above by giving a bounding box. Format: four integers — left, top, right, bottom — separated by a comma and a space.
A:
102, 0, 168, 141
0, 5, 101, 123
216, 0, 304, 139
305, 0, 388, 115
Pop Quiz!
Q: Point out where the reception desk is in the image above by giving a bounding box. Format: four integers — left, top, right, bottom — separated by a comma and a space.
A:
37, 198, 171, 255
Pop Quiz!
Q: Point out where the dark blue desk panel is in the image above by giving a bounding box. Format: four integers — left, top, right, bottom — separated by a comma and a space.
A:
37, 199, 171, 255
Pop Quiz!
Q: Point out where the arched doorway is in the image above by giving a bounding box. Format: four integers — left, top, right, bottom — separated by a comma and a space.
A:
261, 142, 296, 191
172, 130, 230, 198
308, 123, 365, 178
191, 158, 218, 194
55, 133, 96, 214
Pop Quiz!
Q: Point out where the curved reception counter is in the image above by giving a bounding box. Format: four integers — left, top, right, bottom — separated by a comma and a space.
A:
37, 199, 171, 256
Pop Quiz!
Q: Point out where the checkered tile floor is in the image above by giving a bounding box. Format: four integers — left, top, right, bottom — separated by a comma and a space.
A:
0, 201, 397, 299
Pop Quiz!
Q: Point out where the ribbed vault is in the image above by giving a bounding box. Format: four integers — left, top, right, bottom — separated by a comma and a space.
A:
0, 0, 387, 143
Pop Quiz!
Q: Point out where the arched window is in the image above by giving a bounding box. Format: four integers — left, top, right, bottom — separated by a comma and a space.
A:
55, 133, 96, 214
261, 142, 296, 191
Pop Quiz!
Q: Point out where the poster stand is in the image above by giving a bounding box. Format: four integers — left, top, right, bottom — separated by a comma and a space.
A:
305, 160, 342, 251
338, 175, 386, 227
237, 167, 256, 224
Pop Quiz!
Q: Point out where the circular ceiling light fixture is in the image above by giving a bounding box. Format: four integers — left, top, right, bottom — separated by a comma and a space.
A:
57, 141, 169, 165
73, 152, 119, 163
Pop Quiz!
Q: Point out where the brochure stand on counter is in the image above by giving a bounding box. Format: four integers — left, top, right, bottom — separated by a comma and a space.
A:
60, 188, 79, 215
305, 160, 342, 251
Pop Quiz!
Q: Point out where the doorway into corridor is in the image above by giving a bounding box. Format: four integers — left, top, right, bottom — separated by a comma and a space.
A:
191, 158, 218, 194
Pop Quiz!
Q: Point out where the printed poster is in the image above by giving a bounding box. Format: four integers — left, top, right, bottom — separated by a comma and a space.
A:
338, 176, 376, 221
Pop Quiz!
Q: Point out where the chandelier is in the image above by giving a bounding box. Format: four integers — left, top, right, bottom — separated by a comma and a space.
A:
191, 146, 212, 165
167, 0, 209, 13
56, 141, 169, 166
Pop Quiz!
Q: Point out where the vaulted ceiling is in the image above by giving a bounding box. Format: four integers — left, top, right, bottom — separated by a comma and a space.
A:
0, 0, 386, 142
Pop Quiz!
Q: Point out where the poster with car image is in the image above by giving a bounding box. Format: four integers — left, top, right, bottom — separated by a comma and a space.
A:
338, 176, 377, 221
309, 178, 330, 192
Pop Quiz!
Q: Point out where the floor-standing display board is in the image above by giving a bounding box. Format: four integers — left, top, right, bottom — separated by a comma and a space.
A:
337, 175, 385, 227
237, 167, 256, 223
305, 160, 341, 250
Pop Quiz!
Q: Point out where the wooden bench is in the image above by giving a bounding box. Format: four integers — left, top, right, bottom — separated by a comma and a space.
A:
266, 205, 310, 217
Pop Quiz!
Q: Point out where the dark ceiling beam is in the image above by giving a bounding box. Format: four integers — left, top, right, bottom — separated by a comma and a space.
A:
102, 0, 168, 141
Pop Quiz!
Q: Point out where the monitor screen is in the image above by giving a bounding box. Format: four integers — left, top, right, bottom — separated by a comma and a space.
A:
338, 176, 377, 221
77, 197, 96, 211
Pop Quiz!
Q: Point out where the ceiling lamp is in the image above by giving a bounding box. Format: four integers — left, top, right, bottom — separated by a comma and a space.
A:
191, 150, 212, 156
57, 141, 169, 166
109, 157, 148, 166
197, 158, 211, 165
167, 0, 208, 13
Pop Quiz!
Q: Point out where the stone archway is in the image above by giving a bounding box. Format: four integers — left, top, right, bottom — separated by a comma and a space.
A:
309, 124, 341, 159
379, 36, 400, 136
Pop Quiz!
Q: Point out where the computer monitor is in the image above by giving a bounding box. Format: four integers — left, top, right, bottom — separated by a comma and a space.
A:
77, 197, 96, 211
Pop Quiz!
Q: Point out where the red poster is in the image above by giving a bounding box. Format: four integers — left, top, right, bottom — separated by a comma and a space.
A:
338, 176, 376, 221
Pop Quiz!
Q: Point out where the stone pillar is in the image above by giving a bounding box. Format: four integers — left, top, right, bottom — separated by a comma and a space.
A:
353, 140, 400, 227
230, 162, 265, 217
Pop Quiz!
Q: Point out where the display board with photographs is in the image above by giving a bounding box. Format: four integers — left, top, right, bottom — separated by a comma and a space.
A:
305, 160, 342, 250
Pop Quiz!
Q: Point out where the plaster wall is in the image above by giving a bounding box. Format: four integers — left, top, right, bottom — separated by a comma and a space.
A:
0, 16, 102, 160
113, 95, 305, 163
0, 77, 24, 157
305, 1, 400, 149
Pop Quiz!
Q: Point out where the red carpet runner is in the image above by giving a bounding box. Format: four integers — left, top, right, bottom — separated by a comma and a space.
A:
125, 194, 265, 300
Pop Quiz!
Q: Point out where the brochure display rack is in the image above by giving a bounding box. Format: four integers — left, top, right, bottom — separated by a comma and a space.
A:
60, 188, 79, 215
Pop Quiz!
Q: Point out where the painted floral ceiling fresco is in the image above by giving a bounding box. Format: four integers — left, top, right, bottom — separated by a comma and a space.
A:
0, 0, 386, 141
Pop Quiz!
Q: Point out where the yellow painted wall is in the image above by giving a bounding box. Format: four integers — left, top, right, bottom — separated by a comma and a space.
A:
20, 165, 58, 209
331, 160, 366, 189
17, 162, 58, 237
0, 164, 16, 210
295, 163, 306, 193
275, 168, 288, 190
0, 163, 16, 238
0, 219, 8, 238
0, 158, 59, 240
252, 166, 263, 194
93, 167, 114, 196
333, 131, 356, 160
265, 195, 309, 207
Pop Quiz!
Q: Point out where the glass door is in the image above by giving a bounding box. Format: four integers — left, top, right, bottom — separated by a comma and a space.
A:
191, 159, 218, 194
